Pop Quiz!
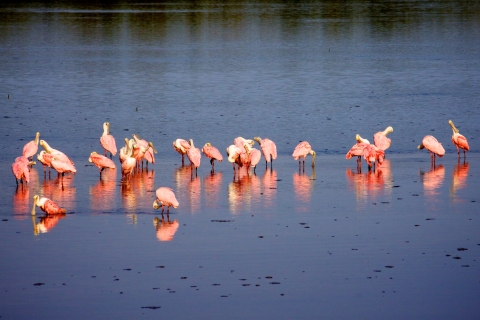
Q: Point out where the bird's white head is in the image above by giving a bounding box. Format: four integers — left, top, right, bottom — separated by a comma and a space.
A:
153, 200, 161, 210
384, 126, 393, 135
448, 120, 459, 134
253, 137, 262, 144
356, 134, 370, 144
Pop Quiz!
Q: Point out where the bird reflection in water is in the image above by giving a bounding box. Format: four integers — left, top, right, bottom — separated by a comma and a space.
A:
346, 159, 393, 206
228, 167, 261, 214
153, 217, 179, 242
31, 213, 66, 235
13, 168, 39, 220
121, 169, 155, 213
450, 161, 469, 201
40, 174, 76, 212
420, 164, 445, 198
261, 168, 277, 209
203, 171, 223, 209
293, 167, 315, 212
174, 165, 201, 214
90, 167, 117, 212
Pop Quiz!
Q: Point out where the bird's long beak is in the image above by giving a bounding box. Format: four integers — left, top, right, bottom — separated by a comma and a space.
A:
311, 151, 316, 167
418, 143, 425, 150
149, 142, 158, 154
448, 120, 459, 133
31, 196, 37, 216
355, 134, 362, 143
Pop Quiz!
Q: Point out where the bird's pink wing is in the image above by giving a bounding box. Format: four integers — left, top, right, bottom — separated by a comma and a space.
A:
373, 132, 391, 151
11, 162, 22, 179
51, 151, 74, 165
250, 149, 262, 166
22, 141, 38, 158
292, 141, 311, 159
453, 134, 470, 151
423, 136, 445, 157
43, 199, 66, 215
91, 154, 116, 169
346, 142, 366, 159
143, 148, 155, 163
187, 148, 202, 168
180, 140, 191, 150
100, 135, 117, 156
52, 159, 77, 173
203, 146, 223, 161
156, 187, 179, 208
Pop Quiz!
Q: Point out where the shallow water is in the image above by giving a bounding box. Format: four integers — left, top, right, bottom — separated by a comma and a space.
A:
1, 1, 480, 319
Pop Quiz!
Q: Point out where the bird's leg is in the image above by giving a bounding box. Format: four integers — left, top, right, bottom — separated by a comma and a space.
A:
166, 206, 170, 214
254, 166, 257, 175
181, 154, 185, 165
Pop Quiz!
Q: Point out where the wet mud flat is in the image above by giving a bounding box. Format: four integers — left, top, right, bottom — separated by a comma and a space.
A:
0, 153, 479, 319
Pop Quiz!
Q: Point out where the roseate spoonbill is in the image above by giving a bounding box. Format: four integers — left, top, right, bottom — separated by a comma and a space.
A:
202, 142, 223, 170
89, 152, 116, 176
362, 144, 384, 171
226, 144, 242, 171
449, 120, 469, 160
173, 139, 191, 164
143, 142, 157, 167
31, 195, 66, 215
346, 134, 370, 168
100, 122, 117, 158
292, 141, 316, 168
121, 139, 136, 181
153, 187, 179, 214
22, 132, 40, 161
12, 158, 30, 185
234, 137, 254, 149
51, 157, 77, 177
133, 134, 157, 168
373, 126, 393, 152
40, 140, 74, 165
119, 138, 135, 164
37, 151, 54, 175
253, 137, 277, 169
249, 147, 262, 174
186, 139, 201, 173
418, 135, 445, 165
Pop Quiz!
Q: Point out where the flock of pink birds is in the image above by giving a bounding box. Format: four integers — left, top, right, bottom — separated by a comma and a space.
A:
12, 120, 469, 217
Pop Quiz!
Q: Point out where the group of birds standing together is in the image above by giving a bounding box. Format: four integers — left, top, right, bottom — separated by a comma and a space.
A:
11, 119, 470, 217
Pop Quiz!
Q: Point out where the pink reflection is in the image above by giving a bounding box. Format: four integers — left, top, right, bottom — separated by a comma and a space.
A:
204, 171, 222, 209
40, 175, 76, 212
153, 217, 179, 242
346, 160, 392, 204
451, 161, 469, 199
421, 164, 445, 198
228, 167, 261, 214
90, 168, 117, 212
120, 169, 155, 212
293, 168, 315, 212
12, 168, 39, 219
174, 165, 201, 214
32, 213, 66, 235
261, 169, 277, 208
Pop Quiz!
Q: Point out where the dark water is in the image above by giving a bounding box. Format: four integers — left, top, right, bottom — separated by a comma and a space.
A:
1, 1, 479, 319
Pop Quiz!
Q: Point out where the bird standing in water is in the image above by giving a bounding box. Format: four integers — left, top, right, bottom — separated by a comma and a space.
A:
202, 143, 223, 171
23, 132, 40, 161
254, 137, 277, 169
418, 135, 445, 165
448, 120, 469, 160
153, 187, 179, 215
31, 195, 66, 215
292, 141, 316, 168
100, 122, 117, 158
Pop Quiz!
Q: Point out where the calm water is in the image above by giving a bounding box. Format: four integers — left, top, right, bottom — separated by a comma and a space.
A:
1, 1, 479, 319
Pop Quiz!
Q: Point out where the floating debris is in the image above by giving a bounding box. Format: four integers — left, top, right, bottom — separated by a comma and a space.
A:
141, 306, 161, 310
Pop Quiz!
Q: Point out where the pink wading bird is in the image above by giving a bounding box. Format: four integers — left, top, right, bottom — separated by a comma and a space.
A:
172, 139, 191, 165
51, 157, 77, 177
153, 187, 179, 215
226, 144, 243, 172
133, 134, 157, 169
100, 122, 117, 158
248, 146, 262, 174
362, 143, 384, 171
186, 139, 201, 174
346, 134, 370, 170
253, 137, 277, 169
31, 195, 66, 215
448, 120, 470, 160
23, 132, 40, 161
373, 126, 393, 155
202, 143, 223, 171
292, 141, 316, 169
119, 138, 135, 164
40, 140, 74, 165
121, 139, 136, 181
88, 151, 116, 177
12, 156, 34, 186
37, 151, 55, 176
418, 135, 445, 166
